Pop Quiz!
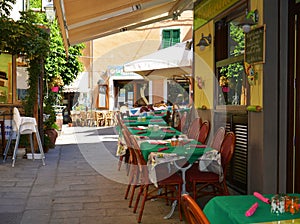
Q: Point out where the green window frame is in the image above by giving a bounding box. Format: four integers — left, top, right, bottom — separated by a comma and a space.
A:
162, 29, 180, 48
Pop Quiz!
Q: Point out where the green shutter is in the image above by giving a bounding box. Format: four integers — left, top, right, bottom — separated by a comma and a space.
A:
162, 29, 180, 48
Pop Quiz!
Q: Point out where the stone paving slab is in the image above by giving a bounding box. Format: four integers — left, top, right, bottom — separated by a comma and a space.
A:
0, 126, 185, 224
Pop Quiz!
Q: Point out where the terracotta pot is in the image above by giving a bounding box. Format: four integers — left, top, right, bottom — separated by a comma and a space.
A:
44, 128, 58, 149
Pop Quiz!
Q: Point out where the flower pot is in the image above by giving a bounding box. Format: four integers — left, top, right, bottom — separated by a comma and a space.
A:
222, 86, 230, 92
51, 86, 59, 92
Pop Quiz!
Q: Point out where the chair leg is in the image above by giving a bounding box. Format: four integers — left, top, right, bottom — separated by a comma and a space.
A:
30, 134, 34, 160
3, 132, 13, 162
118, 155, 124, 171
12, 133, 20, 167
35, 126, 45, 166
133, 184, 144, 213
137, 185, 149, 223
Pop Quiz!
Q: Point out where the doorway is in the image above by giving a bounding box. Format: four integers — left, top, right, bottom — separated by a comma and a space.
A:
287, 0, 300, 193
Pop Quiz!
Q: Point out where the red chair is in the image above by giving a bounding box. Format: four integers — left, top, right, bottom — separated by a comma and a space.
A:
130, 135, 183, 223
187, 117, 202, 140
181, 194, 210, 224
198, 120, 210, 144
187, 132, 236, 200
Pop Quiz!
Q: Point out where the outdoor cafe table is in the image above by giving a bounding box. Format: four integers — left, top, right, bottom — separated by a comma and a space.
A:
139, 140, 207, 164
139, 139, 209, 218
128, 126, 181, 140
203, 194, 300, 224
122, 117, 167, 126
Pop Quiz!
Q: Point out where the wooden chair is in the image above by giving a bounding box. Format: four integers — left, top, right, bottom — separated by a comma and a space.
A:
130, 135, 183, 223
181, 194, 210, 224
186, 132, 236, 200
176, 111, 188, 133
105, 111, 114, 126
198, 120, 210, 144
95, 111, 106, 126
187, 117, 202, 141
122, 128, 140, 208
210, 127, 225, 150
116, 114, 130, 172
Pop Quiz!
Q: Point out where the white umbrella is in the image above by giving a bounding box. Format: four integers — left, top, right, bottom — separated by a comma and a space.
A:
123, 40, 193, 79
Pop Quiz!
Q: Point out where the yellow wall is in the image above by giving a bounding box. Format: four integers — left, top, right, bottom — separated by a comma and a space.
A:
250, 0, 264, 107
194, 21, 214, 109
193, 0, 264, 109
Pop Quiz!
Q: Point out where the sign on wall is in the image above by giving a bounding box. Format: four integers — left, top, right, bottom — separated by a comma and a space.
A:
245, 25, 266, 64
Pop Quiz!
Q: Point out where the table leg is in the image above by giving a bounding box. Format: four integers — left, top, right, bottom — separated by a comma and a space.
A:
174, 161, 192, 194
163, 161, 192, 219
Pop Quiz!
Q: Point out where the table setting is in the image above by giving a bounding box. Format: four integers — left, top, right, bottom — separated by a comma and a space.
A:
203, 192, 300, 224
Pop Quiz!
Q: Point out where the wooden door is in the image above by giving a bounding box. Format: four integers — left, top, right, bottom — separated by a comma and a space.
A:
287, 0, 300, 193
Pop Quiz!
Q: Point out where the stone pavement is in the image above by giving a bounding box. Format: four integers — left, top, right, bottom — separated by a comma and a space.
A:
0, 125, 186, 224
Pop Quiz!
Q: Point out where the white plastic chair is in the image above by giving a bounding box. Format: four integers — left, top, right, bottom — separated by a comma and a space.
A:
3, 107, 45, 167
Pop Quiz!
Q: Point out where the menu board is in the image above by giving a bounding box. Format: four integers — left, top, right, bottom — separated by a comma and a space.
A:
245, 25, 265, 64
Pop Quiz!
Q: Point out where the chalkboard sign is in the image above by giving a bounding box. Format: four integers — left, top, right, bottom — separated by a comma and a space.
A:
245, 25, 265, 64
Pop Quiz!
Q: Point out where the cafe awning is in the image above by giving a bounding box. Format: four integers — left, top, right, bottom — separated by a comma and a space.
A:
123, 40, 193, 79
53, 0, 193, 51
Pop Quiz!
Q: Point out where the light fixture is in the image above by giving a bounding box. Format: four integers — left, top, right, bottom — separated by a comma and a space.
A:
238, 9, 259, 33
196, 33, 211, 51
44, 3, 55, 22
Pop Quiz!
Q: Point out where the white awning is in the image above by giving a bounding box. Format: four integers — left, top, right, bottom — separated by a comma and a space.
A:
63, 72, 89, 93
53, 0, 193, 51
123, 40, 192, 79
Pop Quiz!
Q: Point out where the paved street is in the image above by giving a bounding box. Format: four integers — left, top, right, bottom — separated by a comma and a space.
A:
0, 125, 184, 224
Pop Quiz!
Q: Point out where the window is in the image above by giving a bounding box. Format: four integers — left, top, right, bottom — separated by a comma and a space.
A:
215, 4, 248, 106
114, 81, 149, 108
0, 53, 13, 104
98, 84, 108, 109
162, 29, 180, 48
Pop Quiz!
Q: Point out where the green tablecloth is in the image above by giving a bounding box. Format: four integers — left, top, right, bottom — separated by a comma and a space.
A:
140, 140, 207, 164
128, 127, 181, 140
203, 194, 300, 224
123, 117, 167, 126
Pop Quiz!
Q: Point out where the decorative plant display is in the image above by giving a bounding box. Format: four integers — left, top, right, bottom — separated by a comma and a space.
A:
244, 62, 258, 86
0, 0, 84, 151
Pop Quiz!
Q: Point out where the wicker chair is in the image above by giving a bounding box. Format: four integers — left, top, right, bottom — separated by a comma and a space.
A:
105, 111, 114, 126
95, 111, 106, 126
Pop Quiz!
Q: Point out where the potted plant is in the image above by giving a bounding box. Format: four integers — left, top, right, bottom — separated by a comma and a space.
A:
43, 91, 59, 151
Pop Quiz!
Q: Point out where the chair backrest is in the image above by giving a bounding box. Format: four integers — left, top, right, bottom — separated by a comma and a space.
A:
130, 135, 151, 184
187, 117, 202, 140
13, 107, 22, 131
210, 127, 225, 150
220, 131, 236, 172
181, 194, 210, 224
121, 128, 138, 166
198, 120, 210, 144
177, 111, 187, 133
